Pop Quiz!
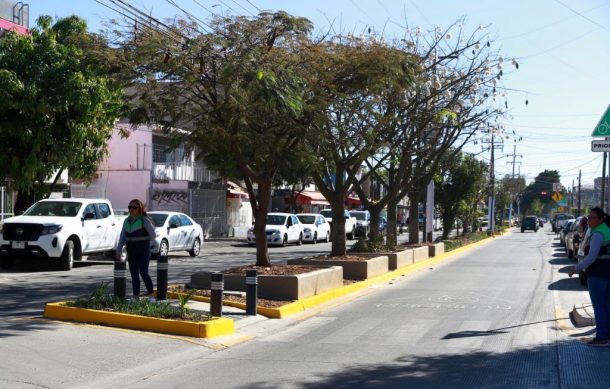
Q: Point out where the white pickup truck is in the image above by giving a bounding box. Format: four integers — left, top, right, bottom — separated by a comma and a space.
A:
0, 198, 124, 270
320, 209, 357, 240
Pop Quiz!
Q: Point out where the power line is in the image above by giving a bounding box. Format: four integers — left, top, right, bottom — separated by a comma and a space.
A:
554, 0, 610, 34
244, 0, 262, 12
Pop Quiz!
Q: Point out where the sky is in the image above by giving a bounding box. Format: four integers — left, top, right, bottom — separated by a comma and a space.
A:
24, 0, 610, 188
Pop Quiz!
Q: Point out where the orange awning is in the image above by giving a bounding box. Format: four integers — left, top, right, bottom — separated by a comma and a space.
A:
296, 191, 329, 206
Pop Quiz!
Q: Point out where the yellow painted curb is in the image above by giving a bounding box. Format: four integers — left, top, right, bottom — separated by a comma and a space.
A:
170, 235, 496, 319
43, 302, 234, 338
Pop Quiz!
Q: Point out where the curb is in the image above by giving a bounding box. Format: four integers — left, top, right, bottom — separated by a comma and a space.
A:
174, 235, 496, 319
43, 302, 235, 338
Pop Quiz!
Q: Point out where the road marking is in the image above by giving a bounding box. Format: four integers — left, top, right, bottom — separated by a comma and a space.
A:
380, 320, 439, 346
319, 318, 384, 344
258, 317, 336, 343
446, 320, 492, 349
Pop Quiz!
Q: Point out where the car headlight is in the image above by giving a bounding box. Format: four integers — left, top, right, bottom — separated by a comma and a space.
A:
41, 224, 63, 235
271, 230, 280, 236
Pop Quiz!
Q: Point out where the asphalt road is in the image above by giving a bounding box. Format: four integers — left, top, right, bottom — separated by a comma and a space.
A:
4, 226, 606, 388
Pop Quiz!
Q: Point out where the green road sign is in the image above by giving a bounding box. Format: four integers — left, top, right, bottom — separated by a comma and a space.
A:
592, 105, 610, 137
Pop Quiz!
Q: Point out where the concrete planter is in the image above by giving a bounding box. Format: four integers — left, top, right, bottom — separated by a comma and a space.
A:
410, 246, 429, 263
350, 250, 413, 270
43, 302, 234, 339
287, 255, 389, 280
428, 242, 445, 257
189, 266, 344, 301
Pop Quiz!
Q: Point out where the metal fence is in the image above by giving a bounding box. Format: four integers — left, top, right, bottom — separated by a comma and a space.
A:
0, 186, 13, 220
189, 187, 227, 238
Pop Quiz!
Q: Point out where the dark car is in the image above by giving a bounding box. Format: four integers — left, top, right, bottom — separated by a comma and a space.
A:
521, 216, 538, 232
565, 216, 586, 259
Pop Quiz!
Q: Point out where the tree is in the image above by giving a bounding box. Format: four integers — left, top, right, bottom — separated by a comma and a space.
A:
303, 37, 417, 256
0, 16, 124, 213
435, 152, 488, 239
520, 170, 560, 216
119, 12, 314, 267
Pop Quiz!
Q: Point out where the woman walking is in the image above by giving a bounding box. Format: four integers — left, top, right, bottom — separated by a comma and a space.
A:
569, 207, 610, 347
116, 199, 156, 302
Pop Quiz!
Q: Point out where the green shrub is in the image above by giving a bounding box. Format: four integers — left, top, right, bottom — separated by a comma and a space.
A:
66, 282, 211, 322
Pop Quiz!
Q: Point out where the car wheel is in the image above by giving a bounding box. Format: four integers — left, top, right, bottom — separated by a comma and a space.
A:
282, 234, 288, 247
348, 229, 355, 240
0, 256, 13, 269
325, 231, 330, 243
248, 243, 255, 247
189, 238, 201, 257
312, 232, 317, 244
59, 240, 74, 271
521, 229, 524, 233
568, 248, 574, 259
159, 239, 169, 256
297, 233, 303, 246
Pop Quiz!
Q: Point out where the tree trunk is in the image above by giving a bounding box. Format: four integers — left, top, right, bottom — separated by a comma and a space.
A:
14, 188, 36, 215
330, 199, 347, 256
408, 192, 420, 244
386, 199, 398, 249
253, 180, 272, 267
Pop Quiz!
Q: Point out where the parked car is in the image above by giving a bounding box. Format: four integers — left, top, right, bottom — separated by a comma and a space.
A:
247, 213, 304, 246
319, 209, 356, 240
0, 198, 124, 270
565, 216, 586, 259
560, 220, 575, 246
521, 215, 538, 232
552, 213, 575, 233
350, 210, 371, 238
148, 212, 204, 258
296, 213, 331, 244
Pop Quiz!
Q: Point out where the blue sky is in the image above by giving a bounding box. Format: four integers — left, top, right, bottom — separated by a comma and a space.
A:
26, 0, 610, 188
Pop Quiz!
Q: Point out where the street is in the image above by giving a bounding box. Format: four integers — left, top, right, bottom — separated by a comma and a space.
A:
2, 226, 607, 388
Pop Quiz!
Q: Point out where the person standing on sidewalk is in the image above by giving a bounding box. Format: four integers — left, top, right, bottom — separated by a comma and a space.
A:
116, 199, 157, 302
569, 207, 610, 347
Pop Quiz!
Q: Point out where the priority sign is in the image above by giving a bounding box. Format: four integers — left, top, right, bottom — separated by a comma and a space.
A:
591, 140, 610, 152
592, 105, 610, 137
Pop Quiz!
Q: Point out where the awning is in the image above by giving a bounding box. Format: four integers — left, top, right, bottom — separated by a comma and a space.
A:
346, 195, 361, 207
296, 191, 329, 206
0, 19, 28, 35
226, 181, 249, 199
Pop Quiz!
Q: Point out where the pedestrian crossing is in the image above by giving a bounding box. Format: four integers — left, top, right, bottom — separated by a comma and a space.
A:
257, 316, 555, 351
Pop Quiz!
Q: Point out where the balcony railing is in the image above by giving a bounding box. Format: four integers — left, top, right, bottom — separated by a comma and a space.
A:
152, 162, 219, 183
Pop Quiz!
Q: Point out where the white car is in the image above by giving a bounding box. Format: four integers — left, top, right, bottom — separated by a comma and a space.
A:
247, 213, 304, 246
297, 213, 331, 244
148, 212, 204, 257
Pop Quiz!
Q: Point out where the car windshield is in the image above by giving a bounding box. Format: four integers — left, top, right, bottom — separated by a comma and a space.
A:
267, 215, 287, 226
23, 201, 82, 217
320, 210, 332, 218
298, 215, 316, 224
524, 217, 536, 222
350, 212, 367, 220
150, 213, 169, 227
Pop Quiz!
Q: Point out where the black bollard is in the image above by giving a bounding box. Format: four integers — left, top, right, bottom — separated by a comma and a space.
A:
114, 260, 126, 299
156, 255, 168, 301
210, 272, 224, 317
245, 269, 258, 316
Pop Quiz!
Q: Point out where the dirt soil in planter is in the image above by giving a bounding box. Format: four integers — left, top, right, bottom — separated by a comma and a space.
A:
170, 280, 357, 309
221, 265, 318, 276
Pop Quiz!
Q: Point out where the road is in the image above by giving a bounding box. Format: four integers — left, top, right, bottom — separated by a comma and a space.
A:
4, 226, 607, 388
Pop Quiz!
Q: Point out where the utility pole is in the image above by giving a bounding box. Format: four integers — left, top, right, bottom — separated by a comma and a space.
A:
506, 144, 522, 224
602, 153, 607, 210
577, 169, 582, 216
571, 179, 575, 214
482, 128, 504, 232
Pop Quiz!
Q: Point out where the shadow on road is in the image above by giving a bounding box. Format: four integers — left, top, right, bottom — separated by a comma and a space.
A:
548, 277, 586, 291
243, 340, 609, 388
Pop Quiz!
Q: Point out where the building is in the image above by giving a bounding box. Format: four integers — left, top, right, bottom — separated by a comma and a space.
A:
0, 0, 28, 36
71, 123, 238, 238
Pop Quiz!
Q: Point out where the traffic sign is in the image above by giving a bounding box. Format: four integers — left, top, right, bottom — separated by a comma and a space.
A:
592, 105, 610, 137
552, 183, 562, 192
558, 206, 565, 212
558, 199, 567, 206
591, 140, 610, 152
552, 192, 564, 202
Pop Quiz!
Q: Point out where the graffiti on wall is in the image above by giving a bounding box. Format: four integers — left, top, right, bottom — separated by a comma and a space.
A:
151, 189, 188, 213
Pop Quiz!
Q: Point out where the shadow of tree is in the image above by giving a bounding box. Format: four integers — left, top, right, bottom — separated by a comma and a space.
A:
239, 340, 610, 389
